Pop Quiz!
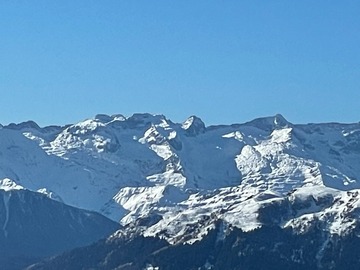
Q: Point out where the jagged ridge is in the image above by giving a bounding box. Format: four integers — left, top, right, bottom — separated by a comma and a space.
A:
2, 113, 360, 269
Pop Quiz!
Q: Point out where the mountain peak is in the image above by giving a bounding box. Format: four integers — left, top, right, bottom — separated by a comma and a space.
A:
245, 114, 291, 131
181, 115, 206, 136
273, 114, 288, 126
125, 113, 167, 128
5, 120, 41, 130
94, 114, 126, 123
94, 114, 114, 123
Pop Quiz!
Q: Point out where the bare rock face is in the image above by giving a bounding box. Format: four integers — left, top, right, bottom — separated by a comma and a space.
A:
181, 115, 206, 136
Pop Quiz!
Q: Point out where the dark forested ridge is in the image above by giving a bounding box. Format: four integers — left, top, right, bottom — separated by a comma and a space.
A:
0, 189, 119, 270
27, 222, 360, 270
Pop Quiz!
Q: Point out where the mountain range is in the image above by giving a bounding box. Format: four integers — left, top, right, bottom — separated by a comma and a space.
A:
1, 113, 360, 269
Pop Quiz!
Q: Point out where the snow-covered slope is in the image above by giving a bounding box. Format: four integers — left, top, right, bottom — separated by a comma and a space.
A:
2, 113, 360, 246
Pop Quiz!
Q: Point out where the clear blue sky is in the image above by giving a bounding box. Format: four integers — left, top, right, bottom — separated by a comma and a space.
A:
1, 1, 359, 127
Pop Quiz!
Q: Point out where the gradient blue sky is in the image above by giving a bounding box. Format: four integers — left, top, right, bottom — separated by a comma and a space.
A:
1, 1, 359, 127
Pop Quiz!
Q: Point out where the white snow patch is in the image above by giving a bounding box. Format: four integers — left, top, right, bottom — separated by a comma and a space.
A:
0, 178, 24, 191
181, 117, 195, 130
146, 171, 186, 187
144, 264, 159, 270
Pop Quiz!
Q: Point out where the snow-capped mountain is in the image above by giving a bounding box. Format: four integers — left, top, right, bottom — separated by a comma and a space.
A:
2, 113, 360, 269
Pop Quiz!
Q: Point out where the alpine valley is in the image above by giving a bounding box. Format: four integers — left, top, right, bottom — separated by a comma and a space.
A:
1, 113, 360, 269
